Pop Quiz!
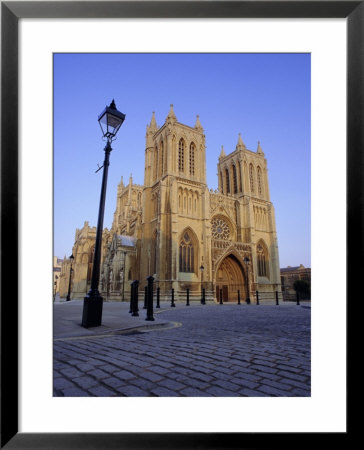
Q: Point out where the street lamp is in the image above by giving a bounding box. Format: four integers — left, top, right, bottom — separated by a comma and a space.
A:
199, 264, 205, 304
244, 257, 250, 304
82, 100, 125, 328
66, 254, 74, 301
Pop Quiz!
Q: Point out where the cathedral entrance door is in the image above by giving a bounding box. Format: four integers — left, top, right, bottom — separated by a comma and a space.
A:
215, 254, 245, 302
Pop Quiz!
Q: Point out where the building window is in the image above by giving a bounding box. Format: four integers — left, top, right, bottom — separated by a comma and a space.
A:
225, 168, 230, 193
232, 165, 238, 194
159, 141, 164, 177
257, 166, 263, 197
238, 161, 243, 192
211, 217, 230, 240
178, 139, 185, 172
179, 232, 194, 273
220, 171, 224, 194
257, 243, 269, 277
249, 163, 255, 193
189, 143, 195, 175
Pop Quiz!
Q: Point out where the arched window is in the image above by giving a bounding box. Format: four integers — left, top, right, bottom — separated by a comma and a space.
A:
159, 141, 164, 177
153, 146, 158, 180
189, 143, 195, 175
220, 171, 224, 194
238, 161, 243, 192
257, 167, 263, 197
249, 164, 255, 193
178, 139, 185, 172
179, 231, 195, 273
257, 243, 269, 278
232, 165, 238, 194
225, 168, 230, 194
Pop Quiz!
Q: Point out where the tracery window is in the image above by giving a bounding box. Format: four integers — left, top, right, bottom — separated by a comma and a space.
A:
232, 165, 238, 194
249, 163, 255, 193
238, 161, 243, 192
179, 232, 194, 273
257, 167, 263, 197
159, 141, 164, 177
189, 143, 195, 175
257, 243, 269, 277
178, 139, 185, 172
225, 168, 230, 193
211, 217, 230, 240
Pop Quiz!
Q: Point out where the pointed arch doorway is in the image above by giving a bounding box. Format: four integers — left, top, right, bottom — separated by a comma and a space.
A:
215, 254, 246, 302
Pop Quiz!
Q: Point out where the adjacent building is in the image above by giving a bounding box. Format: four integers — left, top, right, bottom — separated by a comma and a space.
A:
280, 264, 311, 301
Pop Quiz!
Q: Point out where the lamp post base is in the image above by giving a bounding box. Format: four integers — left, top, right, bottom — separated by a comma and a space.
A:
82, 294, 103, 328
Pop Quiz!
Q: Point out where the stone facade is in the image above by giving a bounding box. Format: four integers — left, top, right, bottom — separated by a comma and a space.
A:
61, 106, 282, 303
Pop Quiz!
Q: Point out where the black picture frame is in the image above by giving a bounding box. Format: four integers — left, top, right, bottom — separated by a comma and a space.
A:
1, 1, 358, 448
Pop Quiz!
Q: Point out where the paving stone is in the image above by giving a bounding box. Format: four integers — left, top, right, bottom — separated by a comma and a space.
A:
61, 387, 90, 397
180, 387, 213, 397
115, 384, 150, 396
151, 387, 180, 397
87, 369, 109, 380
257, 384, 294, 397
205, 386, 240, 397
259, 378, 293, 392
114, 370, 137, 381
88, 386, 117, 397
277, 371, 308, 383
148, 365, 171, 376
72, 376, 99, 389
238, 388, 267, 397
158, 378, 186, 391
290, 388, 311, 397
74, 362, 97, 372
59, 367, 83, 378
140, 371, 163, 382
53, 377, 75, 390
102, 377, 126, 389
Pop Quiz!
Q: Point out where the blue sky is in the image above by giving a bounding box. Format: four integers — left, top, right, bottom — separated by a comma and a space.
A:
54, 53, 310, 268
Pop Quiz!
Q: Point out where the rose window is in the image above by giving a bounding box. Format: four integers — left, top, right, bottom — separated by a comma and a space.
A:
211, 218, 230, 240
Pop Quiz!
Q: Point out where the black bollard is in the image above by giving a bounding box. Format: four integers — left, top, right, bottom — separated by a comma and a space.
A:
256, 290, 260, 305
219, 288, 223, 304
156, 287, 160, 308
131, 280, 139, 316
143, 286, 147, 309
171, 288, 175, 307
296, 291, 300, 306
237, 290, 241, 305
129, 281, 134, 313
186, 288, 190, 306
146, 276, 155, 321
276, 290, 279, 305
202, 288, 206, 305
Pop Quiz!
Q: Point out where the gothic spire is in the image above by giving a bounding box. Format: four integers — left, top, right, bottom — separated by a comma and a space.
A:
194, 114, 203, 131
236, 133, 246, 151
219, 145, 226, 159
257, 140, 264, 154
149, 111, 157, 131
166, 104, 177, 123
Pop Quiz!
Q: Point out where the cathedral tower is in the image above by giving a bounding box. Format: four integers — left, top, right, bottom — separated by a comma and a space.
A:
141, 105, 210, 299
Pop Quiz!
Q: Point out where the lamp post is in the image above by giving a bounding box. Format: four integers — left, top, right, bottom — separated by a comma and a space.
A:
82, 100, 125, 328
66, 254, 74, 301
199, 264, 205, 304
244, 257, 250, 304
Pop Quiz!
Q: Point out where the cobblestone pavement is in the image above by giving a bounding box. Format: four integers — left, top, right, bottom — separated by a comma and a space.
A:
54, 303, 311, 397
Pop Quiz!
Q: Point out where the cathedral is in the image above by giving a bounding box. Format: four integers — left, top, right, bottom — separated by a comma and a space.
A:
59, 105, 282, 304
